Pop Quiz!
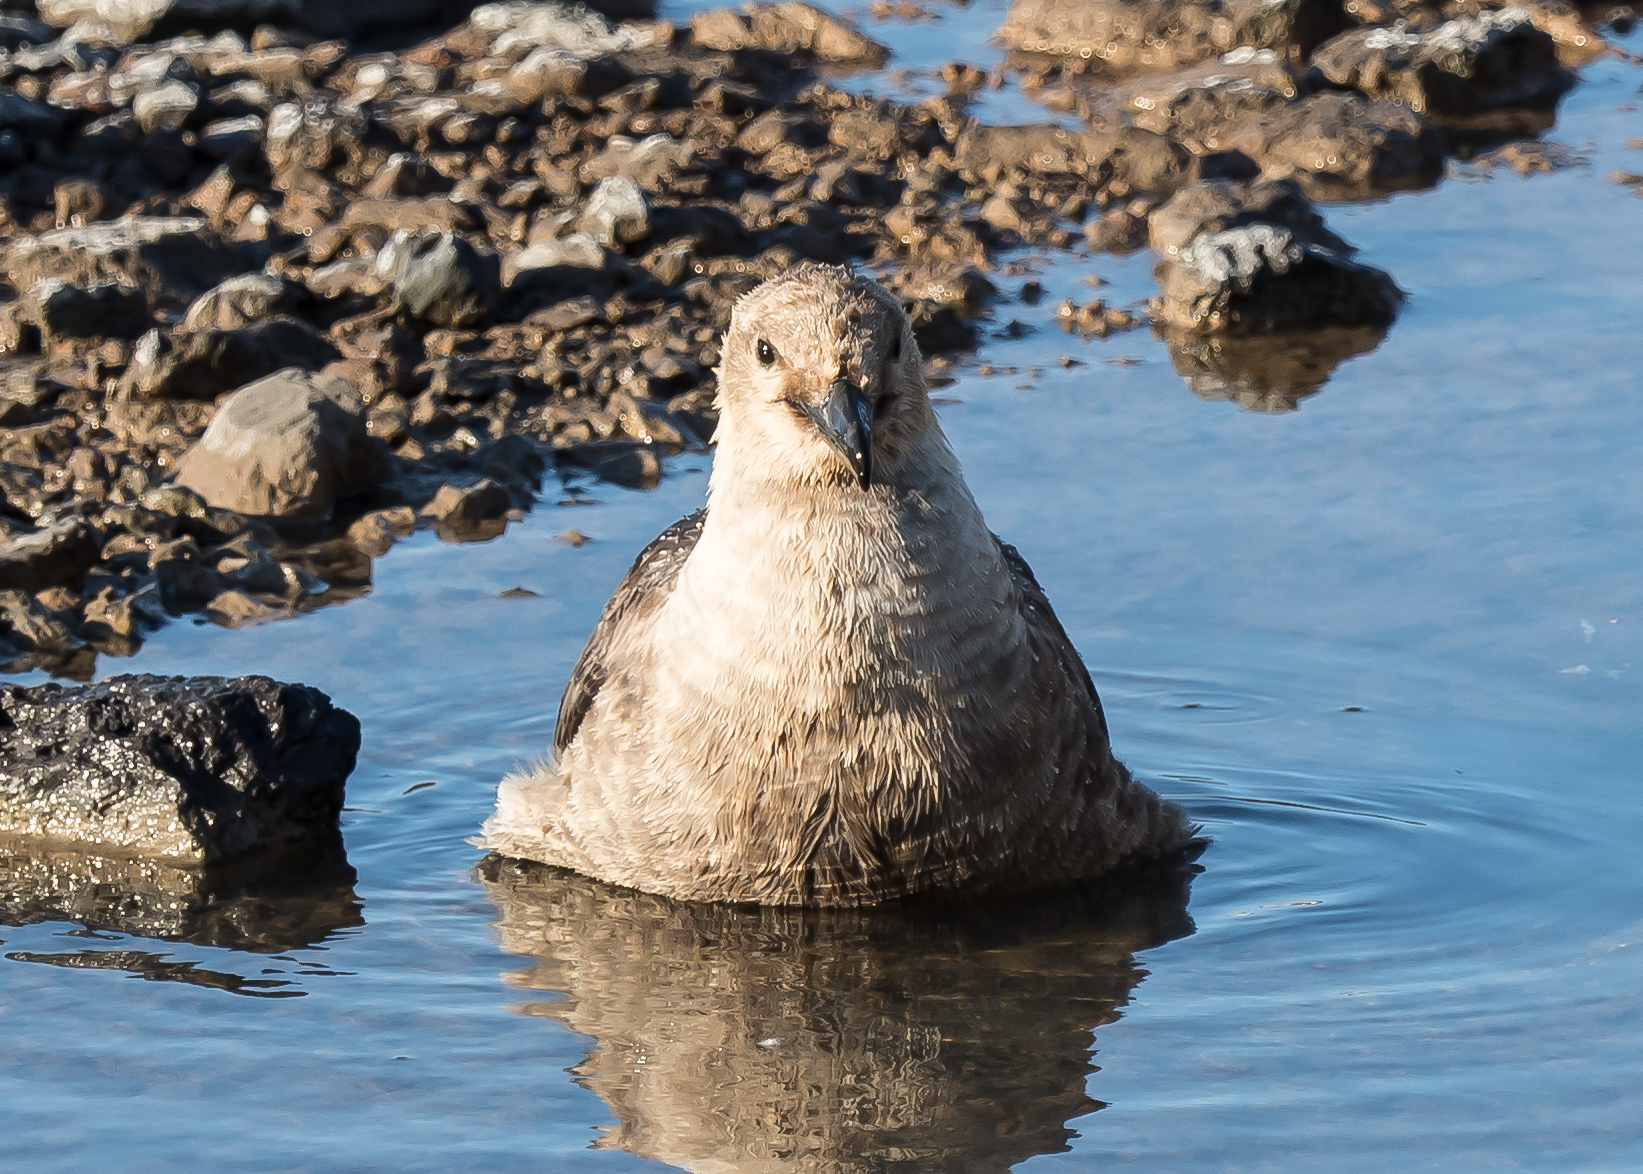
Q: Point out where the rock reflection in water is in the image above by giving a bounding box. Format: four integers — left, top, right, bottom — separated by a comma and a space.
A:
0, 830, 363, 953
1163, 326, 1390, 412
481, 854, 1198, 1173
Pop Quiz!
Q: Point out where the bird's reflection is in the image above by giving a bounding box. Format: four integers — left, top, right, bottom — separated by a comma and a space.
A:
481, 852, 1199, 1173
1163, 325, 1390, 412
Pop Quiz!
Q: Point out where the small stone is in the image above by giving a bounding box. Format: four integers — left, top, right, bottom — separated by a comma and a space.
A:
574, 176, 651, 249
132, 79, 199, 134
421, 480, 512, 524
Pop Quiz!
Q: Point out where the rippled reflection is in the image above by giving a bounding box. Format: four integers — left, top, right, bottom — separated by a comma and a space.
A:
482, 854, 1198, 1173
0, 831, 362, 954
1163, 326, 1391, 412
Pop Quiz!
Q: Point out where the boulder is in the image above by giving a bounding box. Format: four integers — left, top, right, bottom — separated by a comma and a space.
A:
0, 674, 359, 863
1222, 90, 1445, 198
123, 318, 341, 400
379, 229, 502, 329
999, 0, 1347, 70
1154, 222, 1402, 333
3, 218, 243, 310
172, 368, 373, 519
1309, 11, 1574, 116
1148, 177, 1351, 257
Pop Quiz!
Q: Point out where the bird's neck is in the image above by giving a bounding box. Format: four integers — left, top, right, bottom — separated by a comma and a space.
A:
663, 421, 1017, 697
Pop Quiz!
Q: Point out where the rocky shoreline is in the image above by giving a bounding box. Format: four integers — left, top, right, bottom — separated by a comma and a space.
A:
0, 0, 1626, 675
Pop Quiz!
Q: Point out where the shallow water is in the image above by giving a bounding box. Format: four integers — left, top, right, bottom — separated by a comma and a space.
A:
3, 7, 1643, 1172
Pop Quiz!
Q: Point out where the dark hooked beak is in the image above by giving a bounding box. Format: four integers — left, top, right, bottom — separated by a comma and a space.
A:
803, 378, 873, 489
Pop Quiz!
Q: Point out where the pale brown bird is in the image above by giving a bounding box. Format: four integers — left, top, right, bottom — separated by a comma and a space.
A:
481, 264, 1193, 905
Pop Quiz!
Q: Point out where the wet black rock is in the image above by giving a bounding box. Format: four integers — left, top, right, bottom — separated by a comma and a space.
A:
1155, 223, 1401, 333
173, 368, 373, 519
0, 674, 359, 862
1310, 11, 1574, 117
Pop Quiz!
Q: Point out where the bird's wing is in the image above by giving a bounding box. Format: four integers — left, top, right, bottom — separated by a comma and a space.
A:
994, 535, 1110, 742
554, 508, 707, 752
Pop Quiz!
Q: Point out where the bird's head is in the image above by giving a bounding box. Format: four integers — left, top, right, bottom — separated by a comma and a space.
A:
714, 265, 931, 492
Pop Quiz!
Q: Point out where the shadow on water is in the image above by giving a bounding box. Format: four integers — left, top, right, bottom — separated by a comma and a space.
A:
0, 829, 363, 961
480, 853, 1199, 1173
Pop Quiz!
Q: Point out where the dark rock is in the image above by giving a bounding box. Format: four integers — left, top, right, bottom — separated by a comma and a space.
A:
381, 230, 502, 330
26, 280, 151, 343
421, 479, 513, 543
0, 519, 102, 592
1148, 177, 1352, 258
123, 319, 342, 401
3, 218, 243, 310
559, 441, 662, 489
0, 674, 359, 863
506, 234, 634, 309
1310, 11, 1574, 116
1222, 90, 1445, 198
172, 368, 373, 520
1155, 223, 1402, 333
1000, 0, 1347, 70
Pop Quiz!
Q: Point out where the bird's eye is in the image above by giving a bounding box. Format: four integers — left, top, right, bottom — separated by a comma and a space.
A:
889, 333, 903, 363
756, 339, 776, 367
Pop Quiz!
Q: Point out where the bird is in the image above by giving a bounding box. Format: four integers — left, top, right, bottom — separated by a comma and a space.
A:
480, 264, 1193, 906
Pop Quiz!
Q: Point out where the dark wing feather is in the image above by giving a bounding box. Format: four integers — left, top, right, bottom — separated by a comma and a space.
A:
554, 509, 706, 752
994, 536, 1110, 742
